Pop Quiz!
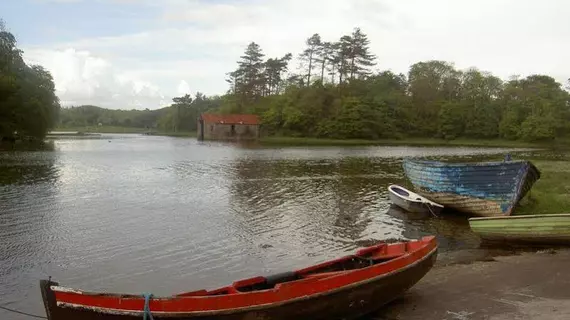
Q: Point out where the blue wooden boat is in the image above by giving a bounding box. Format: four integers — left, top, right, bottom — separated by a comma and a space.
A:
402, 159, 540, 217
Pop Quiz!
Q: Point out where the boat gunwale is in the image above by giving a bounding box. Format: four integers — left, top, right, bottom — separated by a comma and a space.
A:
403, 158, 532, 167
469, 213, 570, 221
44, 238, 438, 316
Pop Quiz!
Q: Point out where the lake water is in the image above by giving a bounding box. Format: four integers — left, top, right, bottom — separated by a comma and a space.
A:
0, 134, 533, 319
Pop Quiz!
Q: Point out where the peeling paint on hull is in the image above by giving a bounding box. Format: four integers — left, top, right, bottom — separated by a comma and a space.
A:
414, 191, 503, 217
403, 159, 541, 217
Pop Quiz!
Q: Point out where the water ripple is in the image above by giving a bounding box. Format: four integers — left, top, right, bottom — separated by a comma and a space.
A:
0, 135, 525, 316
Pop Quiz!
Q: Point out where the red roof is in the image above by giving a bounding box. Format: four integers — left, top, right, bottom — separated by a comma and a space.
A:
200, 113, 260, 125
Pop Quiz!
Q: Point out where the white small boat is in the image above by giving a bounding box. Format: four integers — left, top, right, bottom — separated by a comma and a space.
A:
388, 184, 444, 215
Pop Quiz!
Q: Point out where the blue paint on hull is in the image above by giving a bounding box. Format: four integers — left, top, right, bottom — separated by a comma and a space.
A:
403, 159, 541, 216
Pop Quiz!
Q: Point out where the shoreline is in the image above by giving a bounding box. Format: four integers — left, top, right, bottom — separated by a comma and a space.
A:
372, 248, 570, 319
52, 128, 554, 148
48, 130, 196, 138
41, 130, 570, 215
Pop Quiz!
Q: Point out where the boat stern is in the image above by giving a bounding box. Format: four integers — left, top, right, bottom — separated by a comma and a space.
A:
40, 279, 59, 320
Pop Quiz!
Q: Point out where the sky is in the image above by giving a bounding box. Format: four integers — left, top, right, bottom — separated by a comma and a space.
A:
1, 0, 569, 109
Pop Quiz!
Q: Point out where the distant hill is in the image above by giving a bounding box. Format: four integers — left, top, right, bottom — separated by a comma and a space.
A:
58, 105, 171, 129
58, 94, 223, 132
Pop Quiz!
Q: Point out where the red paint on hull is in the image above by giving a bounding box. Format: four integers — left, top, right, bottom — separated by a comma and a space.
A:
40, 236, 437, 320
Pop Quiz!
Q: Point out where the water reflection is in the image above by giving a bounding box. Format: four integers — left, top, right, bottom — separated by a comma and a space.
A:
0, 152, 58, 186
384, 205, 480, 251
229, 156, 422, 268
0, 140, 55, 152
0, 151, 61, 313
229, 155, 481, 265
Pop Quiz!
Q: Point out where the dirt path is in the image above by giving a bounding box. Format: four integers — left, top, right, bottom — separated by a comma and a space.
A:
372, 249, 570, 320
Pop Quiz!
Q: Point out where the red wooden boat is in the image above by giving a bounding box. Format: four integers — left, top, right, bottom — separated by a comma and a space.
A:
40, 236, 437, 320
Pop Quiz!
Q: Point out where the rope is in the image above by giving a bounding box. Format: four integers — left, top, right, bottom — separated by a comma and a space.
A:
0, 291, 155, 319
142, 293, 154, 320
0, 293, 156, 320
0, 305, 47, 319
424, 202, 439, 218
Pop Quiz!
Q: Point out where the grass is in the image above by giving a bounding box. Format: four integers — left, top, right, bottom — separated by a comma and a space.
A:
516, 157, 570, 215
260, 136, 544, 148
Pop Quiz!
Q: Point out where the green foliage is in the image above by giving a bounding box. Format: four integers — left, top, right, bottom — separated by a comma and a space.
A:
218, 28, 570, 142
459, 69, 502, 138
408, 60, 461, 137
5, 19, 568, 143
159, 92, 222, 132
327, 97, 382, 139
59, 105, 169, 128
438, 101, 465, 140
343, 28, 376, 80
498, 75, 569, 141
59, 92, 222, 133
0, 20, 60, 140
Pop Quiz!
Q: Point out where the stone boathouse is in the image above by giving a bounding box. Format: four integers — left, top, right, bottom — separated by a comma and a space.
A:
197, 113, 260, 141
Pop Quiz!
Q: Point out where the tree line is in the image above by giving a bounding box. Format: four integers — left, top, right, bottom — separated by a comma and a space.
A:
14, 21, 569, 142
59, 105, 169, 129
220, 28, 570, 141
0, 20, 60, 141
59, 93, 224, 132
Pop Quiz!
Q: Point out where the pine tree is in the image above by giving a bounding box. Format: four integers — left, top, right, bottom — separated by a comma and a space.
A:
263, 53, 292, 95
239, 42, 265, 97
348, 28, 376, 80
225, 41, 266, 109
316, 42, 335, 83
299, 33, 322, 86
327, 42, 341, 84
337, 36, 352, 84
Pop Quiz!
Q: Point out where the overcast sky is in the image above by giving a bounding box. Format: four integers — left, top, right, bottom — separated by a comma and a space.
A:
2, 0, 569, 109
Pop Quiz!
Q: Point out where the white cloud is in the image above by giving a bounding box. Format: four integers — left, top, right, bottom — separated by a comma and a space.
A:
21, 0, 570, 109
24, 48, 168, 108
177, 80, 191, 96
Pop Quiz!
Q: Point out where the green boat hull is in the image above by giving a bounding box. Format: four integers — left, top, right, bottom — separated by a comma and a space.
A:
469, 214, 570, 244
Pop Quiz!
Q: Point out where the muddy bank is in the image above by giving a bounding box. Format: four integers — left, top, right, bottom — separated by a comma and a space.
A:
372, 249, 570, 320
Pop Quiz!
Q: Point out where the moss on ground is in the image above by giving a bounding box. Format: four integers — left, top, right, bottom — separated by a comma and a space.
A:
517, 159, 570, 215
